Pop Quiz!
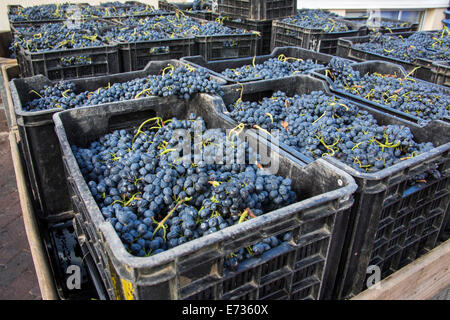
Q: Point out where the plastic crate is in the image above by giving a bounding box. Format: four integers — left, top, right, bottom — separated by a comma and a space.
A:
176, 12, 272, 55
9, 59, 224, 220
214, 14, 272, 55
43, 218, 99, 299
10, 17, 118, 36
217, 0, 295, 21
158, 1, 191, 11
184, 9, 216, 20
344, 16, 418, 35
216, 74, 450, 299
8, 4, 90, 27
158, 0, 212, 15
114, 37, 196, 72
431, 61, 450, 87
313, 61, 450, 131
195, 32, 258, 61
271, 19, 363, 55
16, 42, 121, 81
335, 31, 448, 85
181, 46, 354, 84
0, 63, 19, 130
53, 92, 358, 300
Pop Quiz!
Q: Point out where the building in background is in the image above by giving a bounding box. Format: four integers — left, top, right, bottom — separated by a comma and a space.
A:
298, 0, 449, 30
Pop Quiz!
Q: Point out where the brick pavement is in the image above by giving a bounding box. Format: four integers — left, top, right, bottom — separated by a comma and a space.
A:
0, 107, 41, 300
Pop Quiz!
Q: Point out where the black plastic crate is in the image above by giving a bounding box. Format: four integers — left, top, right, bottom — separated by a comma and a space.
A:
53, 92, 357, 300
42, 218, 100, 299
431, 61, 450, 87
195, 32, 258, 61
0, 63, 19, 130
8, 3, 91, 28
313, 61, 450, 132
158, 0, 213, 20
344, 16, 418, 35
181, 46, 354, 84
8, 4, 65, 25
9, 59, 224, 220
114, 37, 196, 72
10, 17, 118, 37
217, 0, 296, 21
158, 0, 177, 11
215, 74, 450, 299
16, 42, 120, 81
185, 10, 216, 21
271, 19, 363, 55
335, 31, 448, 85
214, 15, 272, 55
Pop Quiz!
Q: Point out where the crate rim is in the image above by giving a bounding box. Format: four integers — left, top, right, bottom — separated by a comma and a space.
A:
52, 94, 358, 271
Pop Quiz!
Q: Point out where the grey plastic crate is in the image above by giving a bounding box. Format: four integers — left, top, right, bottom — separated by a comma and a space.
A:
53, 92, 357, 300
181, 46, 354, 84
215, 74, 450, 299
9, 59, 225, 220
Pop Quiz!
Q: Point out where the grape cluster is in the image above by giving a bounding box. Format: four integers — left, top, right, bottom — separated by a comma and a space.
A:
72, 114, 297, 270
25, 66, 223, 111
220, 55, 324, 82
327, 57, 450, 123
13, 20, 111, 35
227, 90, 435, 172
354, 29, 450, 62
192, 0, 212, 11
281, 9, 354, 33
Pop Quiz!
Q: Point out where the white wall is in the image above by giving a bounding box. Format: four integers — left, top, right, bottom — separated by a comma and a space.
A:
0, 0, 159, 30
